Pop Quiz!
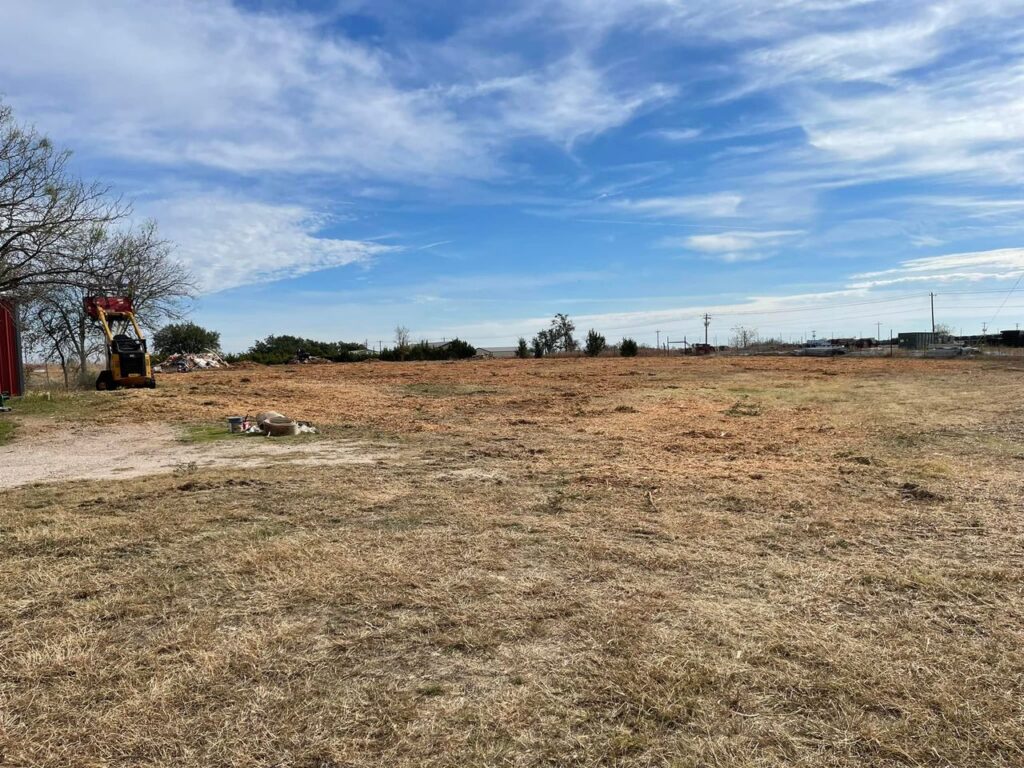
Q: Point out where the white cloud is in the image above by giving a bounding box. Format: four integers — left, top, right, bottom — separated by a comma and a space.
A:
547, 0, 888, 44
0, 1, 484, 180
849, 247, 1024, 288
742, 6, 954, 88
758, 5, 1024, 184
802, 75, 1024, 180
451, 58, 674, 147
0, 1, 669, 181
654, 127, 702, 141
678, 229, 802, 253
713, 251, 770, 263
613, 193, 743, 218
152, 197, 398, 293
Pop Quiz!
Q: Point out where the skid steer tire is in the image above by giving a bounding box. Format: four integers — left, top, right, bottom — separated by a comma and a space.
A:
96, 371, 115, 391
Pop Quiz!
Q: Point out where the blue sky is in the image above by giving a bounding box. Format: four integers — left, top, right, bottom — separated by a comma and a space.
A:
4, 0, 1024, 350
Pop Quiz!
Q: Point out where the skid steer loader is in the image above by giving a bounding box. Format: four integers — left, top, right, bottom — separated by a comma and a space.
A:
85, 296, 156, 390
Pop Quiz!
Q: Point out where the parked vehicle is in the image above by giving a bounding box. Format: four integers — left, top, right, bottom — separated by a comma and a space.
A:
793, 340, 847, 357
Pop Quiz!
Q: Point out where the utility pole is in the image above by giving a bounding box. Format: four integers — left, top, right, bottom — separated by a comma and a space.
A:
876, 322, 881, 342
656, 330, 660, 351
703, 313, 710, 346
930, 292, 935, 334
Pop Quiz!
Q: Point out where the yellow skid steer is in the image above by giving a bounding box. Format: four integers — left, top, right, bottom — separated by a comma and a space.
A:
85, 296, 156, 390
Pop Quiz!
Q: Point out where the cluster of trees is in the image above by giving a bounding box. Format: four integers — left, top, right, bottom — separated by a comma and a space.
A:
379, 325, 475, 361
234, 335, 367, 365
217, 328, 476, 365
379, 338, 475, 362
531, 313, 576, 356
1, 102, 192, 386
524, 314, 638, 358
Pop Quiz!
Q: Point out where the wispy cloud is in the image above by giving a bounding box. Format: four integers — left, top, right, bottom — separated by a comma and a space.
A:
849, 247, 1024, 288
673, 229, 802, 253
612, 193, 743, 219
152, 196, 398, 293
740, 5, 955, 89
653, 127, 702, 141
449, 58, 674, 148
0, 2, 669, 181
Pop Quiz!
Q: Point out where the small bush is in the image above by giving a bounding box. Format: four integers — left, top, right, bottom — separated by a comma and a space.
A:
620, 338, 639, 357
585, 329, 606, 357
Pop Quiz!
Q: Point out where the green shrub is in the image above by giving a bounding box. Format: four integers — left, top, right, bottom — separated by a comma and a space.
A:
619, 338, 639, 357
585, 329, 606, 357
153, 322, 220, 357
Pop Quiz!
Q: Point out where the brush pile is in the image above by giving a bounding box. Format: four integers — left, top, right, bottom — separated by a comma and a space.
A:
155, 351, 231, 372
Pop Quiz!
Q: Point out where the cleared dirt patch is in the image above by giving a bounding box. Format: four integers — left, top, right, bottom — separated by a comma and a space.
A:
1, 420, 384, 488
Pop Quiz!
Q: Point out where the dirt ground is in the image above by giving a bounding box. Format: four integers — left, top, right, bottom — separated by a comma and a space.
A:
0, 421, 384, 488
2, 356, 1022, 766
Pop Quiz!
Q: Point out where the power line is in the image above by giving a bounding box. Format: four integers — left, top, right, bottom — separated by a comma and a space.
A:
592, 294, 928, 333
713, 292, 930, 317
988, 271, 1024, 327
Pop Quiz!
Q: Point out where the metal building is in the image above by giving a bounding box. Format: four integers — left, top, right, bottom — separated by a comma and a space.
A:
0, 299, 24, 397
898, 332, 937, 351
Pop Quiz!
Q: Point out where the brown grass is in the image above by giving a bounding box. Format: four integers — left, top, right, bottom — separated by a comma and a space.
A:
3, 356, 1024, 766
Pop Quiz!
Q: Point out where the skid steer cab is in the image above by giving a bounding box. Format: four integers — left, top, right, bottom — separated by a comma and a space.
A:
85, 296, 156, 390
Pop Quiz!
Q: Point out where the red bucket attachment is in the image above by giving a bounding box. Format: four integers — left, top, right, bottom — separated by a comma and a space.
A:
85, 296, 134, 319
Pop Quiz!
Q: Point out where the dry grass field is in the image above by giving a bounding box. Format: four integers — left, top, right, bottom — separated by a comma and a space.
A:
2, 356, 1023, 766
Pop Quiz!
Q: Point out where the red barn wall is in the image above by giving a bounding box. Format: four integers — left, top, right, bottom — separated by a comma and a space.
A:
0, 300, 24, 397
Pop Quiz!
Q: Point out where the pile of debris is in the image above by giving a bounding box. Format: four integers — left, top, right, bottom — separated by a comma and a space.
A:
287, 354, 332, 365
155, 351, 231, 372
230, 411, 318, 437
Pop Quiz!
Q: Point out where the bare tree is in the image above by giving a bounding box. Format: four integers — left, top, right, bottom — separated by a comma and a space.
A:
730, 326, 759, 349
0, 102, 127, 296
394, 325, 410, 349
24, 221, 193, 386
